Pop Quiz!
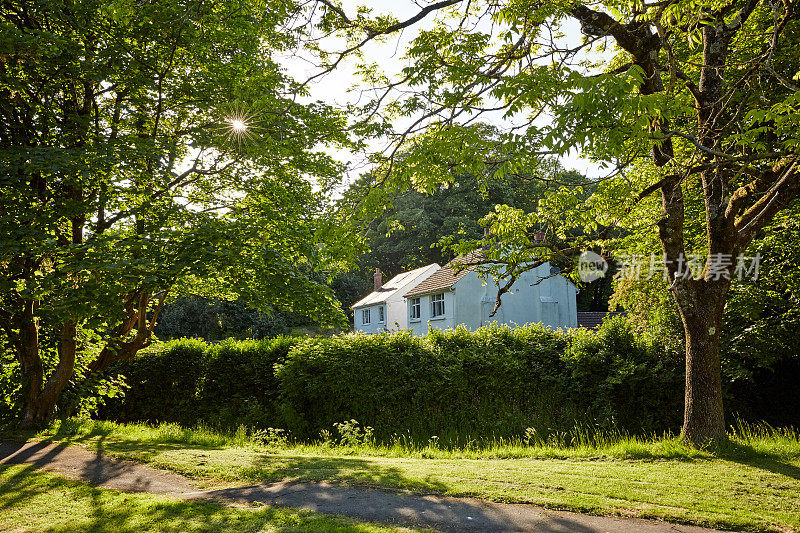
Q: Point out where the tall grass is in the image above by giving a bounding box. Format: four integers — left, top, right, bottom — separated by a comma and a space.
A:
37, 418, 800, 462
721, 418, 800, 459
41, 418, 254, 449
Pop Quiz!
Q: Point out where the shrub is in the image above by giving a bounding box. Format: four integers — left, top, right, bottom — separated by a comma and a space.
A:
101, 320, 690, 443
563, 317, 684, 432
101, 338, 208, 425
274, 322, 682, 441
196, 336, 297, 428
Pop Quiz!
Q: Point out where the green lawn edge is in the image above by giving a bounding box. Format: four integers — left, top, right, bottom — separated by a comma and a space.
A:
3, 419, 799, 533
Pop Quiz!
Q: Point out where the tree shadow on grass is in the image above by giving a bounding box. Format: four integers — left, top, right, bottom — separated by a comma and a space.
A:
5, 438, 602, 532
0, 464, 400, 533
1, 444, 603, 532
191, 455, 606, 533
239, 454, 450, 493
0, 434, 197, 498
0, 441, 72, 514
713, 440, 800, 481
211, 455, 611, 531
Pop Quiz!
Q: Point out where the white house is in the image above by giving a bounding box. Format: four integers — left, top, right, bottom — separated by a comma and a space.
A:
351, 264, 440, 333
403, 252, 578, 335
352, 251, 578, 335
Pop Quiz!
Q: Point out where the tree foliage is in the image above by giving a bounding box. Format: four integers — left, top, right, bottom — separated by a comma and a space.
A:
152, 297, 291, 341
305, 0, 800, 444
346, 160, 583, 275
0, 0, 353, 425
335, 152, 619, 312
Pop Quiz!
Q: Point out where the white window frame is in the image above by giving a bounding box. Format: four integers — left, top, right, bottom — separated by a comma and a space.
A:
430, 293, 445, 318
378, 306, 385, 324
362, 308, 371, 325
410, 298, 421, 320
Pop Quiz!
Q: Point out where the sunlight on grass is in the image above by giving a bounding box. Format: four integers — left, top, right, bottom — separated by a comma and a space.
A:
0, 465, 420, 533
14, 418, 800, 532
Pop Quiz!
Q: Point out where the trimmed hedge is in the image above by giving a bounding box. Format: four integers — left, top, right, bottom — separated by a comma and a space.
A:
102, 337, 298, 428
101, 319, 686, 441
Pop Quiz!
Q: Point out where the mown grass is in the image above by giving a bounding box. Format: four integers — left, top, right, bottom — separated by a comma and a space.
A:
0, 464, 419, 533
7, 418, 800, 532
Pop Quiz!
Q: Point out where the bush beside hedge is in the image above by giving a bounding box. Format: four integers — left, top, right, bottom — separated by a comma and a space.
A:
102, 318, 687, 441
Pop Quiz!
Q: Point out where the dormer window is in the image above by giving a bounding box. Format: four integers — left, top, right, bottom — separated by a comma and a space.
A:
431, 293, 445, 317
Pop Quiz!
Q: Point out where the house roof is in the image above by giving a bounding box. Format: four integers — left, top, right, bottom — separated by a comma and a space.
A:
351, 264, 439, 309
577, 311, 627, 329
404, 251, 484, 298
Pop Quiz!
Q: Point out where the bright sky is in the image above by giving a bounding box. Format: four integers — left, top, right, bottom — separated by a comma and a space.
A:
280, 0, 606, 181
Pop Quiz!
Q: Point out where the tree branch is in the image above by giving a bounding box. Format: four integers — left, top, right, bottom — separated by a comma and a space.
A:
736, 157, 800, 246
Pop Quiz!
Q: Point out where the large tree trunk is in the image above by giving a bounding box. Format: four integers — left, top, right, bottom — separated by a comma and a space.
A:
19, 319, 78, 427
672, 279, 729, 445
15, 287, 167, 427
87, 288, 169, 373
19, 301, 43, 427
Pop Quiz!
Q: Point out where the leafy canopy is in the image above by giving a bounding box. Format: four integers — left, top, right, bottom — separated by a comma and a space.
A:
0, 0, 355, 340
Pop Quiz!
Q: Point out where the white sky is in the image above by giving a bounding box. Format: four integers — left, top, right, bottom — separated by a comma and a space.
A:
278, 0, 605, 181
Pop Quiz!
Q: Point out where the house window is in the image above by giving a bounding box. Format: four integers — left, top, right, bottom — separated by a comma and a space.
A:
378, 306, 385, 323
430, 293, 445, 317
362, 308, 371, 325
410, 298, 421, 320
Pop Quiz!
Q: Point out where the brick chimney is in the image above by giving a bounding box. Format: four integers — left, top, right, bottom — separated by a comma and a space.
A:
373, 268, 383, 291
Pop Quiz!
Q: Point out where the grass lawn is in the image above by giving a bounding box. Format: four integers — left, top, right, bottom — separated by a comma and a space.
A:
7, 419, 800, 532
0, 463, 420, 533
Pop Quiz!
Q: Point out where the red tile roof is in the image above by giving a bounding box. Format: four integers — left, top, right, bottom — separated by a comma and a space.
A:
404, 251, 484, 298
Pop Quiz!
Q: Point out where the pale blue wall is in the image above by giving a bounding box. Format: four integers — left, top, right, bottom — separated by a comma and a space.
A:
405, 262, 577, 335
406, 290, 456, 336
354, 304, 388, 334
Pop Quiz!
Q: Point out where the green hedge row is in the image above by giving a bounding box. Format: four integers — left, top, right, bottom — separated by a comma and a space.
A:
102, 318, 686, 441
102, 336, 297, 429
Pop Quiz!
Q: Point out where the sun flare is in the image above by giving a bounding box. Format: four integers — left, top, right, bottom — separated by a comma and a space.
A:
218, 103, 260, 147
230, 119, 247, 132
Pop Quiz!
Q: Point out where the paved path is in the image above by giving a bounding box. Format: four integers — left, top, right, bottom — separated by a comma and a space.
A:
0, 440, 730, 533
